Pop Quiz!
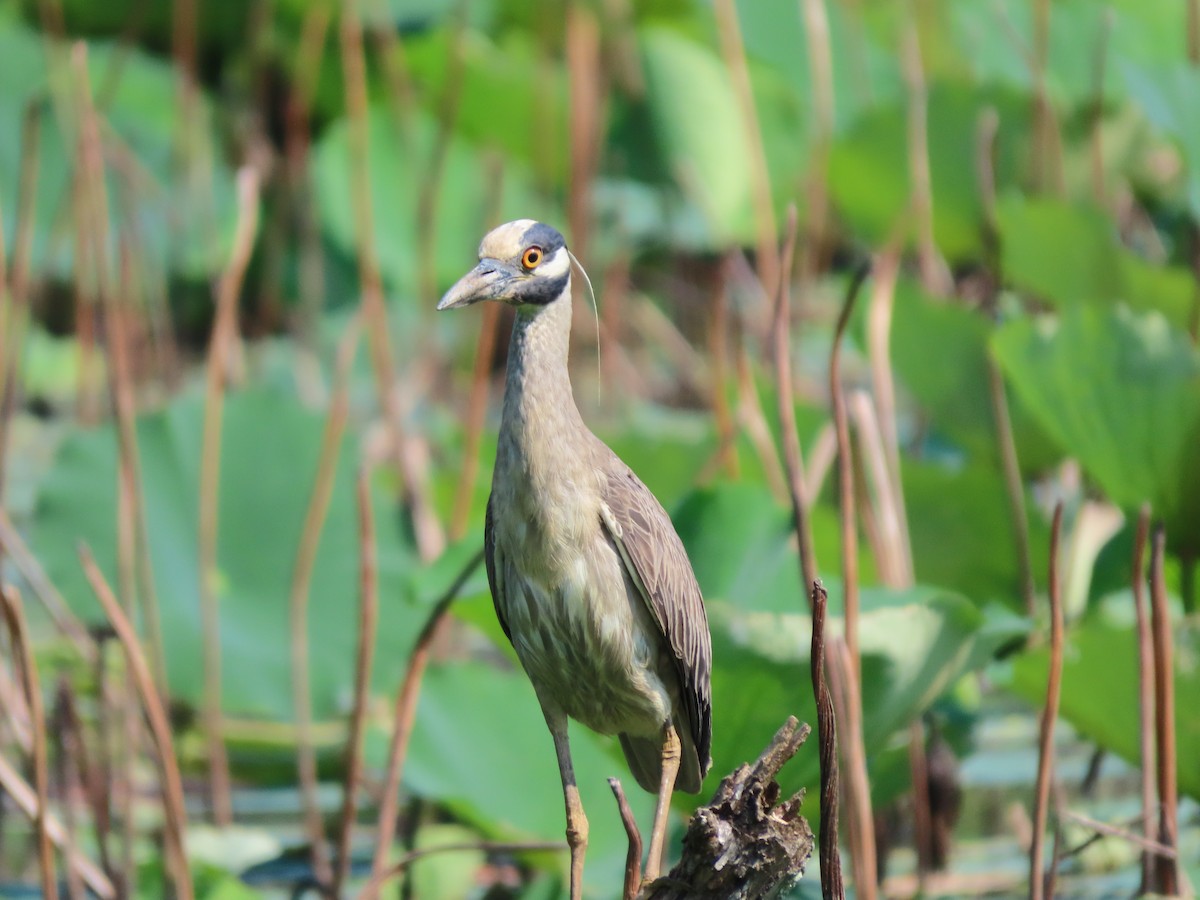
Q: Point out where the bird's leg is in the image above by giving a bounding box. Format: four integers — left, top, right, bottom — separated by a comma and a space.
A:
643, 723, 682, 884
545, 711, 589, 900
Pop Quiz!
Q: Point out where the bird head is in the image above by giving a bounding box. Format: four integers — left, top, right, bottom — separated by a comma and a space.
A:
437, 220, 570, 311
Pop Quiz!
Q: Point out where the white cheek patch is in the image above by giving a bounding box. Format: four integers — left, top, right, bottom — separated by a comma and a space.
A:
539, 246, 571, 278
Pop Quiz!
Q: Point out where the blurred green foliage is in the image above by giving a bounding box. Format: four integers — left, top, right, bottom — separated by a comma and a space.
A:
4, 0, 1200, 895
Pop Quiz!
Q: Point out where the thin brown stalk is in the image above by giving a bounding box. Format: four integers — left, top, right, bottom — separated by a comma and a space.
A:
1063, 810, 1177, 859
827, 636, 876, 900
907, 720, 934, 881
1131, 505, 1157, 892
848, 390, 907, 586
50, 685, 86, 900
339, 0, 444, 563
770, 206, 817, 602
0, 101, 44, 567
567, 1, 602, 261
899, 12, 950, 294
364, 840, 565, 899
370, 548, 486, 878
290, 317, 360, 887
1148, 524, 1179, 895
810, 580, 844, 900
1029, 0, 1064, 195
709, 265, 739, 479
78, 545, 192, 899
799, 0, 834, 281
1, 586, 57, 900
331, 467, 380, 897
862, 247, 912, 583
609, 777, 643, 899
831, 264, 870, 667
0, 752, 115, 898
197, 166, 261, 827
713, 0, 779, 298
0, 511, 96, 662
53, 679, 112, 880
977, 109, 1036, 618
1030, 503, 1064, 900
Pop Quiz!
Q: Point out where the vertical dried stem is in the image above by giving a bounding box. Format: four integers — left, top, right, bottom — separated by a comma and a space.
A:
831, 265, 869, 667
800, 0, 834, 281
1088, 11, 1113, 207
79, 546, 193, 899
197, 166, 261, 827
810, 581, 844, 900
900, 11, 949, 294
1148, 524, 1179, 895
1, 586, 58, 900
1030, 502, 1064, 900
340, 0, 444, 562
332, 467, 380, 897
289, 316, 361, 887
1189, 0, 1200, 64
609, 777, 643, 900
1130, 505, 1156, 894
977, 109, 1036, 618
713, 0, 779, 297
770, 206, 817, 601
567, 1, 602, 261
370, 549, 486, 881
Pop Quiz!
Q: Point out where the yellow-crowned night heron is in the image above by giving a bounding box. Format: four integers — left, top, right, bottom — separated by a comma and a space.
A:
438, 220, 712, 897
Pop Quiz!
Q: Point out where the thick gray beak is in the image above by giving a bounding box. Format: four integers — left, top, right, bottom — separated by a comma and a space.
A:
436, 259, 518, 310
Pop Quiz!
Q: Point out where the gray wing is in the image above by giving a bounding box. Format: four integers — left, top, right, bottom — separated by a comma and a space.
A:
484, 494, 513, 644
599, 459, 712, 774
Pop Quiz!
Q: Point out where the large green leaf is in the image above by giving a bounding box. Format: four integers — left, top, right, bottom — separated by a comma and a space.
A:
992, 306, 1200, 554
1003, 596, 1200, 800
30, 387, 438, 721
638, 26, 754, 246
995, 196, 1195, 329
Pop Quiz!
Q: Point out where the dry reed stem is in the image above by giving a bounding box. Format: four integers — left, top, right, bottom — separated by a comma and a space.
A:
830, 264, 869, 669
370, 548, 486, 879
1088, 12, 1113, 206
1, 586, 57, 900
73, 44, 169, 688
0, 752, 115, 898
50, 684, 87, 900
976, 110, 1037, 619
339, 0, 444, 563
899, 13, 949, 294
79, 545, 193, 899
1149, 525, 1180, 895
1030, 503, 1064, 900
907, 719, 933, 879
713, 0, 779, 300
289, 317, 360, 886
331, 467, 381, 897
770, 206, 817, 601
847, 390, 907, 587
567, 2, 602, 262
1131, 505, 1158, 891
53, 678, 113, 881
608, 777, 643, 899
1063, 810, 1177, 859
810, 581, 844, 900
196, 165, 260, 828
800, 0, 834, 281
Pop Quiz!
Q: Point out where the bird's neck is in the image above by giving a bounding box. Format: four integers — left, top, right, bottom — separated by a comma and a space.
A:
502, 287, 585, 436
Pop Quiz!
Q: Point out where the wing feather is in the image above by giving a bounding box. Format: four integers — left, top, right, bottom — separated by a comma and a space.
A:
599, 460, 712, 774
484, 494, 513, 644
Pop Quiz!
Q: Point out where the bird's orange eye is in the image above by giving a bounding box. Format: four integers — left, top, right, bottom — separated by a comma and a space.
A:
521, 246, 543, 269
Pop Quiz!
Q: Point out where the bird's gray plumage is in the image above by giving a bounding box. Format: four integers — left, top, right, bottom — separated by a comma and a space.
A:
449, 219, 712, 797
